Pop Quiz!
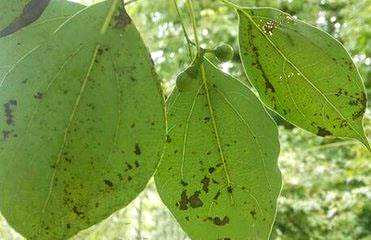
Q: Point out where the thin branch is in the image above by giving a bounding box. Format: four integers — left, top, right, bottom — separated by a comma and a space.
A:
185, 0, 200, 51
171, 0, 193, 59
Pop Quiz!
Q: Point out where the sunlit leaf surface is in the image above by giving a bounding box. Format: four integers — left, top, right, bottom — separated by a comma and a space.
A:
238, 7, 369, 148
0, 1, 164, 239
156, 57, 281, 240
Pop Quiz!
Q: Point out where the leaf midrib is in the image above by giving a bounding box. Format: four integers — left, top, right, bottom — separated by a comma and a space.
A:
200, 63, 233, 194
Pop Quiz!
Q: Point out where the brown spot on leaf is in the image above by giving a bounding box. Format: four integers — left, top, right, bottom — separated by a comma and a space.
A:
134, 160, 140, 168
213, 190, 221, 200
201, 176, 210, 193
317, 127, 332, 137
176, 190, 203, 210
4, 100, 17, 125
2, 130, 11, 140
250, 209, 257, 219
189, 191, 203, 208
134, 143, 141, 155
213, 216, 230, 226
125, 162, 133, 170
180, 180, 188, 186
114, 5, 132, 28
104, 180, 113, 188
72, 206, 84, 217
34, 92, 43, 100
177, 190, 189, 210
206, 216, 230, 226
263, 20, 278, 36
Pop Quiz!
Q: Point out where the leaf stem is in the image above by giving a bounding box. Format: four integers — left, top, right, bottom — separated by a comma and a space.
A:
218, 0, 239, 8
100, 0, 120, 34
185, 0, 200, 51
171, 0, 193, 59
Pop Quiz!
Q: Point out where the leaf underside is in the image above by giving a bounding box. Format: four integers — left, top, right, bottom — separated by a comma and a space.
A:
155, 58, 282, 240
238, 7, 369, 148
0, 1, 164, 239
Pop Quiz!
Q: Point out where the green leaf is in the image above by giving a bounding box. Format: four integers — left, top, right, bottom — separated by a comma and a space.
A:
0, 1, 164, 239
155, 57, 281, 240
0, 0, 51, 37
237, 7, 370, 148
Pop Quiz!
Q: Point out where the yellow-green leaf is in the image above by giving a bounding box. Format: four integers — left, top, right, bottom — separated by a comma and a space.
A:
0, 1, 164, 239
238, 7, 369, 148
155, 57, 281, 240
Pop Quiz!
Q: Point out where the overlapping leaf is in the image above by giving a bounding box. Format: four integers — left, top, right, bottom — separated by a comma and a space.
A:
238, 7, 369, 148
155, 57, 281, 240
0, 0, 51, 37
0, 1, 164, 239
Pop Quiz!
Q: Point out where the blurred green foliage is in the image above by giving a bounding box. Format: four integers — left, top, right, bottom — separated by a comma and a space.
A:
1, 0, 370, 239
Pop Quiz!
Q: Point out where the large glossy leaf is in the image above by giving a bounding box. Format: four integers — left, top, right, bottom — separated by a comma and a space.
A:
155, 57, 281, 240
0, 1, 164, 239
0, 0, 51, 37
238, 7, 369, 148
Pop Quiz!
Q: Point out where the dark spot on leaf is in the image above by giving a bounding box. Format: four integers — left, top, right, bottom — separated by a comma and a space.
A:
97, 47, 104, 56
134, 143, 141, 155
317, 127, 332, 137
114, 5, 132, 28
34, 92, 43, 100
205, 216, 230, 226
180, 180, 188, 186
189, 191, 203, 208
134, 160, 140, 168
213, 216, 230, 226
125, 162, 133, 170
263, 20, 278, 35
104, 180, 113, 187
201, 176, 210, 193
213, 190, 221, 200
4, 100, 17, 125
177, 190, 189, 210
208, 167, 215, 173
2, 130, 11, 140
248, 25, 276, 96
72, 206, 84, 216
250, 209, 257, 219
227, 186, 233, 193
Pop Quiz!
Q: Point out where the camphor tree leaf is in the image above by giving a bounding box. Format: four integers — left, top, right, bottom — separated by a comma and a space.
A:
237, 7, 370, 148
0, 0, 51, 37
0, 0, 164, 239
155, 56, 281, 240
